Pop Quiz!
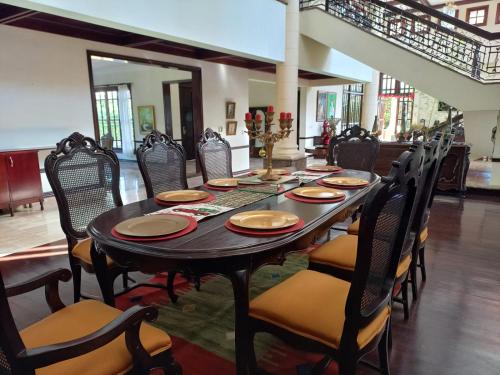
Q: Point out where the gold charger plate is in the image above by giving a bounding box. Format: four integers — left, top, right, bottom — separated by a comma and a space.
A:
229, 210, 299, 230
114, 215, 190, 237
307, 165, 342, 172
156, 190, 209, 203
252, 168, 289, 175
207, 178, 240, 187
322, 177, 369, 187
292, 187, 345, 199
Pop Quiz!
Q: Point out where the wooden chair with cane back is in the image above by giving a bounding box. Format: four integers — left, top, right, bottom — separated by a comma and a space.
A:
136, 130, 200, 301
195, 128, 233, 183
327, 125, 380, 172
246, 146, 423, 375
0, 268, 181, 375
44, 132, 127, 302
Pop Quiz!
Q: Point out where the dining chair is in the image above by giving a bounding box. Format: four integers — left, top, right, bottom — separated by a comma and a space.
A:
195, 128, 233, 183
327, 125, 380, 172
45, 132, 126, 302
308, 142, 426, 320
246, 147, 422, 375
0, 268, 181, 375
136, 130, 188, 199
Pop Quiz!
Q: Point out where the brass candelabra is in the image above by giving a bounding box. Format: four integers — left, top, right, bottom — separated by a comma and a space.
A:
245, 110, 293, 181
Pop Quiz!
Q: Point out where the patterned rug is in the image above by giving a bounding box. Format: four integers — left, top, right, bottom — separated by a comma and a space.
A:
116, 253, 339, 375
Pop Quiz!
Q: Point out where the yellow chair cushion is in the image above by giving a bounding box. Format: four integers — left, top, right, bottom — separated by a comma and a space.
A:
396, 255, 411, 279
21, 300, 172, 375
309, 234, 358, 270
72, 238, 113, 266
347, 219, 360, 235
419, 226, 428, 244
250, 270, 390, 350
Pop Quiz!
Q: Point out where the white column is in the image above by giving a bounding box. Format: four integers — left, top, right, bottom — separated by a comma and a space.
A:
273, 0, 304, 159
361, 69, 380, 131
463, 110, 500, 160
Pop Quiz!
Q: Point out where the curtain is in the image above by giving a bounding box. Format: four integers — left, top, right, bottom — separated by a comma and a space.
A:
117, 84, 135, 160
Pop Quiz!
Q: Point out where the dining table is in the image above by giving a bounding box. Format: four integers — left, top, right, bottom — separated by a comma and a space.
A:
87, 168, 380, 375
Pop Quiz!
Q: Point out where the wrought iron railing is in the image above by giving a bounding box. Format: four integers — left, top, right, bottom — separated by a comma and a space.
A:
300, 0, 500, 83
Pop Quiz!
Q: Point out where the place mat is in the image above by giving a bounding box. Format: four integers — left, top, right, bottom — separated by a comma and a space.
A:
316, 179, 369, 190
203, 183, 236, 192
154, 194, 216, 206
284, 191, 345, 204
111, 215, 197, 242
224, 218, 305, 236
147, 204, 233, 222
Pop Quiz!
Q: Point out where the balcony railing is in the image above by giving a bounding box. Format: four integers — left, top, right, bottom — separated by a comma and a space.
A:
300, 0, 500, 83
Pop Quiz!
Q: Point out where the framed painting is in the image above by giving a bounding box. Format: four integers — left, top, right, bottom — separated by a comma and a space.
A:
316, 91, 327, 122
326, 92, 337, 120
226, 121, 237, 135
138, 105, 156, 134
226, 101, 236, 119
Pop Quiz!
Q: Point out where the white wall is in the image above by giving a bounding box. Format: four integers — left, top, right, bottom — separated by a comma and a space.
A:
5, 0, 286, 63
92, 61, 191, 141
463, 110, 500, 159
248, 80, 276, 108
0, 24, 250, 172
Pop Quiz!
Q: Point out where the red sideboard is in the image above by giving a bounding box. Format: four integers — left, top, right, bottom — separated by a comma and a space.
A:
0, 150, 44, 216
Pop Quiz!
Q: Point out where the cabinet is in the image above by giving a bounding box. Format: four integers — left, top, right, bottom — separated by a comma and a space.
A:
0, 150, 44, 216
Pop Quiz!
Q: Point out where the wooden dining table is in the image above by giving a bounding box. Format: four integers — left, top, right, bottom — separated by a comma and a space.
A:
87, 169, 379, 375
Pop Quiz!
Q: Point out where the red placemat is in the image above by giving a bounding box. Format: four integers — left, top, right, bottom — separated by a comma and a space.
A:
203, 183, 236, 191
284, 191, 345, 204
154, 194, 215, 206
111, 215, 198, 242
316, 179, 369, 190
224, 219, 305, 236
305, 167, 343, 174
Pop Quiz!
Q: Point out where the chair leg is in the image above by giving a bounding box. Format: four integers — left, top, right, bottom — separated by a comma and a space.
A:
71, 263, 82, 303
122, 272, 129, 289
194, 275, 201, 291
167, 272, 179, 303
247, 330, 258, 375
311, 356, 332, 375
378, 323, 391, 375
401, 277, 409, 320
338, 356, 357, 375
153, 350, 182, 375
409, 259, 418, 302
419, 245, 427, 282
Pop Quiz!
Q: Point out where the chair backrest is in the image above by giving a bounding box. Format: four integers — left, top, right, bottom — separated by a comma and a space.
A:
341, 143, 424, 348
195, 128, 233, 183
136, 130, 188, 198
44, 132, 122, 242
0, 271, 20, 374
327, 125, 380, 172
399, 139, 441, 260
427, 131, 455, 213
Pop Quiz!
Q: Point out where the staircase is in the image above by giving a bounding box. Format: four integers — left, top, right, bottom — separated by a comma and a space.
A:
299, 0, 500, 110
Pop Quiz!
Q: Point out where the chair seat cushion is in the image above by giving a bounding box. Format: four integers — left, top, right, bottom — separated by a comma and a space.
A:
309, 235, 411, 278
419, 226, 428, 244
309, 234, 358, 270
72, 238, 113, 266
21, 300, 171, 375
347, 219, 360, 235
249, 270, 390, 350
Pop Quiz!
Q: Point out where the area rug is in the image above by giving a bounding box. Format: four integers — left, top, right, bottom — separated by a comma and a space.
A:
116, 253, 339, 375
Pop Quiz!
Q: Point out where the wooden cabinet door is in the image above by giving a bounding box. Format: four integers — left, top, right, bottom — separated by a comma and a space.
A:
6, 151, 42, 202
0, 154, 10, 206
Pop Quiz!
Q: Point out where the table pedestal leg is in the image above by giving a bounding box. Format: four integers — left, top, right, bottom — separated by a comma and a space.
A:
90, 243, 115, 307
229, 269, 251, 375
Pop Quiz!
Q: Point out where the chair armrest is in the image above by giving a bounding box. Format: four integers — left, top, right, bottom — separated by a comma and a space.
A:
6, 268, 72, 312
18, 305, 159, 371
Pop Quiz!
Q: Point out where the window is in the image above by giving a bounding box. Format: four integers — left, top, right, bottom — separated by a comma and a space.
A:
341, 84, 364, 130
496, 4, 500, 24
440, 7, 458, 30
466, 6, 488, 26
94, 85, 132, 150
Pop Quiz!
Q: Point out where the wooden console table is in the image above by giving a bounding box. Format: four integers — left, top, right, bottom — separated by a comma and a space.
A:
374, 142, 470, 195
0, 150, 44, 216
